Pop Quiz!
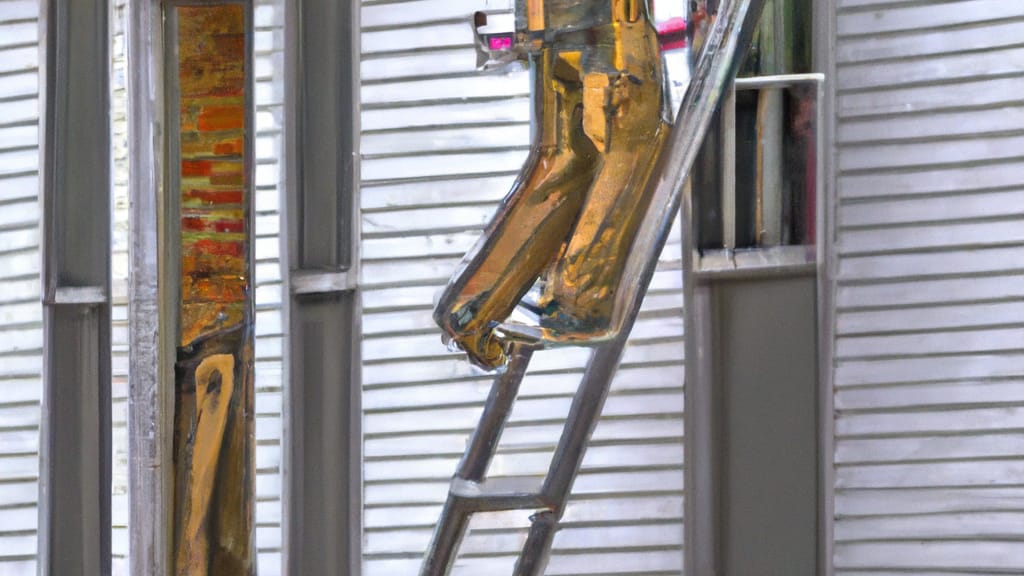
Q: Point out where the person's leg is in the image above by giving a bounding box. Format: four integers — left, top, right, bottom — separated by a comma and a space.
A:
540, 11, 670, 336
540, 130, 667, 333
434, 48, 598, 370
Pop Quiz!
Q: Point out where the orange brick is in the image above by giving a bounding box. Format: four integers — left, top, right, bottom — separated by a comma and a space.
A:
198, 105, 244, 132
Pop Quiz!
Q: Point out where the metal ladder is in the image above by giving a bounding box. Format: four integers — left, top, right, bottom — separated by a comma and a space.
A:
420, 1, 766, 573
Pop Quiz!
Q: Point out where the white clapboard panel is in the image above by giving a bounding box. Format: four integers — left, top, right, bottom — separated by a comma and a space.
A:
0, 1, 41, 573
111, 5, 130, 571
253, 2, 287, 573
358, 0, 687, 574
832, 1, 1024, 573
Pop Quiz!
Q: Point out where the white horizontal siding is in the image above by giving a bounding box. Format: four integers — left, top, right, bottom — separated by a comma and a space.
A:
832, 1, 1024, 574
359, 1, 686, 574
111, 2, 129, 572
252, 2, 286, 573
0, 1, 40, 573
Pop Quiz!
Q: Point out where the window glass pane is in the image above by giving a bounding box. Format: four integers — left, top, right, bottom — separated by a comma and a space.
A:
165, 3, 258, 571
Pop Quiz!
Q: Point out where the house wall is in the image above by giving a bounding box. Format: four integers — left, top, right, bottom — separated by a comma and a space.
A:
3, 1, 1022, 574
0, 1, 43, 573
829, 0, 1024, 572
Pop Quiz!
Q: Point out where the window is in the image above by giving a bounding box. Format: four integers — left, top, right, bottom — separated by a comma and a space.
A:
684, 3, 825, 575
690, 0, 821, 271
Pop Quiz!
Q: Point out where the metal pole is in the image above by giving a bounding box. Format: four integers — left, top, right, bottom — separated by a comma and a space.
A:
127, 0, 173, 572
757, 86, 784, 245
721, 87, 737, 250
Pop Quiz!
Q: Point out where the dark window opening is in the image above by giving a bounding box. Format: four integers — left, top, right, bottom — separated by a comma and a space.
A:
691, 0, 817, 255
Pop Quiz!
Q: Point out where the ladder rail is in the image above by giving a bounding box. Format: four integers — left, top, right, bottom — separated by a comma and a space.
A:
421, 346, 535, 576
458, 346, 535, 481
421, 0, 767, 573
513, 336, 628, 576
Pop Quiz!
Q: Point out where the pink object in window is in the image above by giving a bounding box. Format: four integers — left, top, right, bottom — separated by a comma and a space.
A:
657, 17, 687, 51
489, 35, 513, 51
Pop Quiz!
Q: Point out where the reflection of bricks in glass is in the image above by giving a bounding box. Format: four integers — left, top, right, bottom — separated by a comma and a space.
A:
173, 5, 255, 576
178, 4, 248, 348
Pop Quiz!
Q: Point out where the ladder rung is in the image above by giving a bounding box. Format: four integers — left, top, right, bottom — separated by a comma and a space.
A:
449, 477, 549, 512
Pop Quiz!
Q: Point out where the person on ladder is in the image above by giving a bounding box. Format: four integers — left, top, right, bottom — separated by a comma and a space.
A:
434, 0, 672, 370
